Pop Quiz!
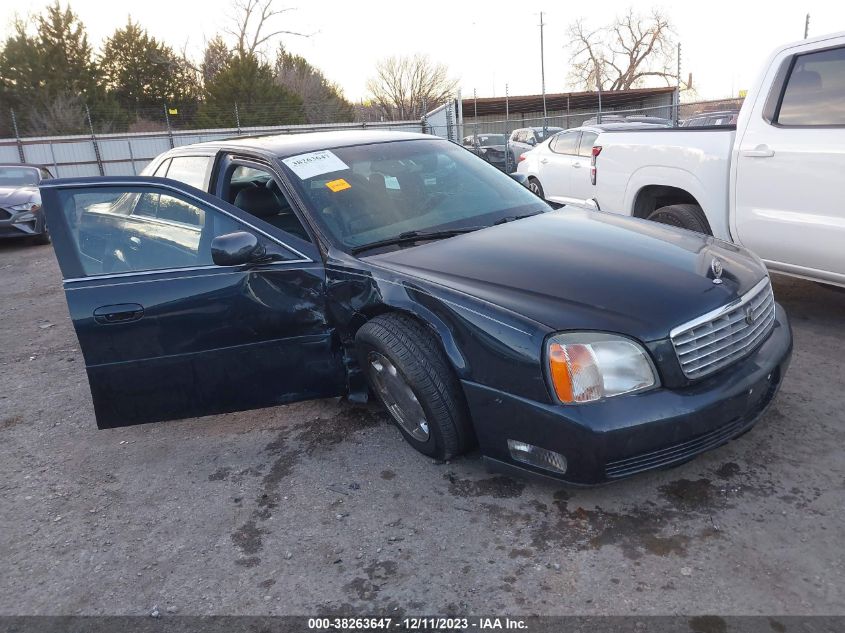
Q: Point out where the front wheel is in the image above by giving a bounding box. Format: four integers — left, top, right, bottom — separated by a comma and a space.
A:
355, 314, 474, 460
527, 177, 545, 199
646, 203, 712, 235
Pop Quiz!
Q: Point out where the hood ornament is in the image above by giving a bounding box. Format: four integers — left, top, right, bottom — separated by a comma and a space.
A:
710, 258, 724, 285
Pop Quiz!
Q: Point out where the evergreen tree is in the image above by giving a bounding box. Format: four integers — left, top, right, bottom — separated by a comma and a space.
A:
198, 53, 304, 128
0, 2, 123, 134
99, 18, 200, 118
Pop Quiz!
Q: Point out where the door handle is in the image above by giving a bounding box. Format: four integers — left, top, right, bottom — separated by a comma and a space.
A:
540, 158, 549, 164
93, 303, 145, 325
572, 162, 582, 168
741, 145, 774, 158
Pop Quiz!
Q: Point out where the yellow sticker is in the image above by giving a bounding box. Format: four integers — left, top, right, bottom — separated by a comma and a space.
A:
326, 178, 351, 192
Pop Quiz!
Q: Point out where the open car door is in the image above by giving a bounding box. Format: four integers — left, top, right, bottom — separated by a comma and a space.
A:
40, 176, 345, 429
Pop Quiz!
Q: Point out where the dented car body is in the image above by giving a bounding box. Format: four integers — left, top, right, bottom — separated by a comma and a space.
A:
41, 131, 792, 484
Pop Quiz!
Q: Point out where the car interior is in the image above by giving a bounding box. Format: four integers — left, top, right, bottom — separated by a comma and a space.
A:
224, 165, 312, 242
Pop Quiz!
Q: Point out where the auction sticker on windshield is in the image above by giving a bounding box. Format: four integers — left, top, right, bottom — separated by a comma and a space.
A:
325, 178, 351, 192
282, 150, 349, 180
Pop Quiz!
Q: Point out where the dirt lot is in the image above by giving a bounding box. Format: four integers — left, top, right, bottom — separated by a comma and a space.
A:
0, 239, 843, 616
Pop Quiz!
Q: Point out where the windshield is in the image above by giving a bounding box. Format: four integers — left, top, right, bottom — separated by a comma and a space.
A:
280, 139, 549, 251
0, 166, 39, 187
477, 134, 505, 145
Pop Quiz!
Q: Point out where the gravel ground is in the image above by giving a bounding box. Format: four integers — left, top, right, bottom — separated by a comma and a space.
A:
0, 239, 843, 616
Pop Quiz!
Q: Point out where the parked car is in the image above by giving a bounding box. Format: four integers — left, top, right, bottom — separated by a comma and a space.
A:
590, 31, 845, 288
507, 126, 563, 169
40, 131, 791, 485
517, 123, 667, 206
462, 133, 508, 171
679, 110, 740, 127
0, 163, 53, 245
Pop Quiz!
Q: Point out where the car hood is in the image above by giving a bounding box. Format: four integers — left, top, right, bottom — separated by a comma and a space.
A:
369, 210, 765, 342
0, 186, 38, 206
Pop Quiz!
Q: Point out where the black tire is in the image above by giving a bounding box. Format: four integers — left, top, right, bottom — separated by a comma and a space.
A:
355, 313, 474, 460
527, 177, 545, 199
646, 203, 712, 235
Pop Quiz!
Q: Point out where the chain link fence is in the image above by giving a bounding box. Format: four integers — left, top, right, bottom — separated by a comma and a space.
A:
427, 91, 745, 173
0, 102, 425, 178
1, 92, 745, 177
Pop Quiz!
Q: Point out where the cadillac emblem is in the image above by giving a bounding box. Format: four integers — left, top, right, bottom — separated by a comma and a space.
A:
710, 258, 724, 284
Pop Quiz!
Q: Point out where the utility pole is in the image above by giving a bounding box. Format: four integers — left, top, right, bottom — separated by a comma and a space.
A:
473, 88, 478, 138
804, 13, 810, 39
539, 11, 548, 131
675, 43, 682, 126
505, 83, 511, 172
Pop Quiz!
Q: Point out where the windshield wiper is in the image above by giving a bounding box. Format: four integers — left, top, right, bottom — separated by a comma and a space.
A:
493, 212, 541, 225
351, 227, 483, 255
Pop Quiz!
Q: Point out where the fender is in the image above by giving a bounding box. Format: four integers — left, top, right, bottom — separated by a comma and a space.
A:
624, 165, 732, 240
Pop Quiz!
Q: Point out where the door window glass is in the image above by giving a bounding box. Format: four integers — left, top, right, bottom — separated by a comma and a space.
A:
777, 46, 845, 126
225, 163, 311, 242
55, 186, 260, 276
550, 131, 579, 155
578, 132, 599, 156
166, 156, 211, 189
152, 159, 171, 177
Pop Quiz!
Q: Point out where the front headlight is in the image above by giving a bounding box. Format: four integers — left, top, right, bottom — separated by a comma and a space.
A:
9, 202, 41, 212
546, 332, 658, 404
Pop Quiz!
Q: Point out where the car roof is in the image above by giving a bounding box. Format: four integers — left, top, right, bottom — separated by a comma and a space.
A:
0, 163, 46, 169
174, 130, 436, 159
562, 122, 671, 133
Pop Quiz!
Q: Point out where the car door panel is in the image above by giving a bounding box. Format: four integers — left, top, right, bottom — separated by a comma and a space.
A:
572, 131, 599, 205
539, 131, 580, 203
735, 43, 845, 280
42, 176, 345, 429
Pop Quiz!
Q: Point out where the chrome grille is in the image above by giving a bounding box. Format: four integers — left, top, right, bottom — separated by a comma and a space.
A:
671, 278, 776, 379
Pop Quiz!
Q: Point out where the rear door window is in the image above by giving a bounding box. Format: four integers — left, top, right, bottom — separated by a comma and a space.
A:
550, 131, 580, 155
165, 156, 212, 190
777, 45, 845, 126
577, 131, 599, 156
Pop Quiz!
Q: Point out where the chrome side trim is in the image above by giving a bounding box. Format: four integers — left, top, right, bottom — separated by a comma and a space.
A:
63, 258, 314, 285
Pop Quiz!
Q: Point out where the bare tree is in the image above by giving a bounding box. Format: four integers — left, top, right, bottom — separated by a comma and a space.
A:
225, 0, 307, 58
365, 54, 458, 121
567, 8, 676, 91
26, 92, 87, 135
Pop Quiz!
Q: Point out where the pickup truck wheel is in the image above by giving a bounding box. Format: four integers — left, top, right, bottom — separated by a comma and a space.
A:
356, 314, 473, 460
647, 203, 712, 235
528, 177, 545, 198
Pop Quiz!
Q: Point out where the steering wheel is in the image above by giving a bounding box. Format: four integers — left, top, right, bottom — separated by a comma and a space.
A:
265, 178, 288, 208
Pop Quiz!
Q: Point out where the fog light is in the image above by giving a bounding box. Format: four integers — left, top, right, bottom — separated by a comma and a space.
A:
507, 439, 567, 475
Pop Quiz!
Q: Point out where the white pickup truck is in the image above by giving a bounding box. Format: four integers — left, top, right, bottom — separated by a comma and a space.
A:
591, 32, 845, 287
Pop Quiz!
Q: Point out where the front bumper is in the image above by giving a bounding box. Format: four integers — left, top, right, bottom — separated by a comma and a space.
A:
463, 303, 793, 485
0, 208, 46, 239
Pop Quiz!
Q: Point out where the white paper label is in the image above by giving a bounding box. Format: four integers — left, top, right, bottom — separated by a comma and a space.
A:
282, 150, 349, 180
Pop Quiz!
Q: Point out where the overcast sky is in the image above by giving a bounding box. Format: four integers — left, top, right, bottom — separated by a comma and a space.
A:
1, 0, 844, 102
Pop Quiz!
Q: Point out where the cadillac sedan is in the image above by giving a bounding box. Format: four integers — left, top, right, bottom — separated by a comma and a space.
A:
40, 131, 792, 484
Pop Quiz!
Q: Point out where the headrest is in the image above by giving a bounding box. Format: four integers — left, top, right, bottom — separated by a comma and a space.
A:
234, 186, 279, 218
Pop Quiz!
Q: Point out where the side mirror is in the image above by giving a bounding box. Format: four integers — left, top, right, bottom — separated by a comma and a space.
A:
509, 173, 530, 188
526, 138, 536, 146
211, 231, 265, 266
